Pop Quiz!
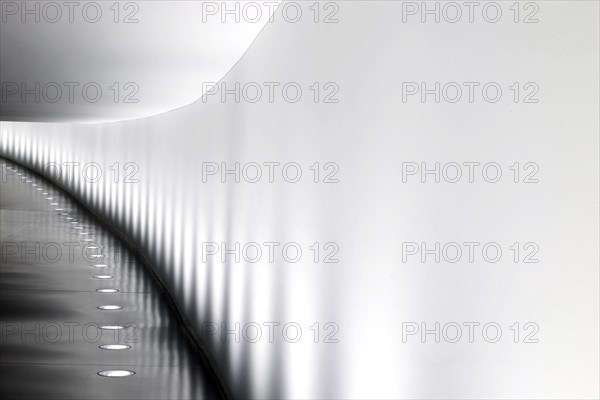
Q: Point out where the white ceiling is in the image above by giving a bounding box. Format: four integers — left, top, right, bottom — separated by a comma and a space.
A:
0, 1, 279, 123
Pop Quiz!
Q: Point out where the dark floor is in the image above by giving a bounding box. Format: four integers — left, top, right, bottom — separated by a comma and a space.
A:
0, 158, 224, 399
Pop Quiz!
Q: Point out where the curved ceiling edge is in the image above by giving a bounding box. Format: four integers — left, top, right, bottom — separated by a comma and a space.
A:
0, 1, 281, 124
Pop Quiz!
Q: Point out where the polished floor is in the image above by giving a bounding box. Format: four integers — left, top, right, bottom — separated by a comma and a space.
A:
0, 158, 226, 399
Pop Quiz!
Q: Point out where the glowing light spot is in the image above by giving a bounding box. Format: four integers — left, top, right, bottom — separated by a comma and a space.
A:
97, 305, 122, 310
99, 344, 130, 350
98, 370, 135, 377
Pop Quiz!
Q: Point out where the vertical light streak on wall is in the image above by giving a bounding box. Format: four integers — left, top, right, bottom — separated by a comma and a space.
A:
34, 132, 41, 179
156, 166, 167, 291
125, 180, 133, 235
27, 133, 34, 167
169, 169, 181, 303
181, 192, 194, 313
15, 130, 22, 161
117, 178, 124, 233
182, 180, 193, 307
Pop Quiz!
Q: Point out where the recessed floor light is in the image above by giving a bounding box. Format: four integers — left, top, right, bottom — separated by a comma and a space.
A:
99, 344, 130, 350
41, 192, 48, 195
93, 275, 113, 279
82, 239, 94, 242
73, 226, 83, 229
26, 180, 32, 183
78, 232, 89, 235
99, 325, 124, 330
89, 255, 103, 258
50, 203, 59, 206
92, 264, 109, 268
36, 188, 43, 191
96, 289, 119, 293
98, 305, 122, 310
32, 184, 38, 186
98, 370, 135, 377
70, 221, 79, 224
45, 197, 53, 200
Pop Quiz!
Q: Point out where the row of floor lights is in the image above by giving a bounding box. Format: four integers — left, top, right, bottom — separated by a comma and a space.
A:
8, 164, 135, 378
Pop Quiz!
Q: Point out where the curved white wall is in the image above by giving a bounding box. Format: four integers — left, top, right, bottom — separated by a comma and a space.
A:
1, 2, 599, 399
